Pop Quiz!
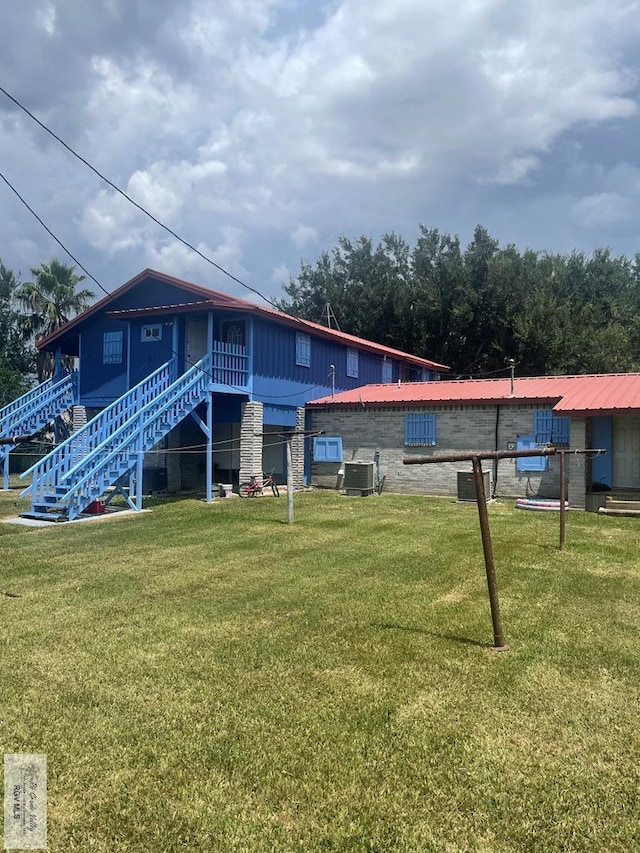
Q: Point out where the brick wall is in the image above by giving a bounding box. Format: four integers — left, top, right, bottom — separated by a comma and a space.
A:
309, 404, 587, 507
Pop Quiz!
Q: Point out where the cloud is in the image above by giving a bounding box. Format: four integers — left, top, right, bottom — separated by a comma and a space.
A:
291, 224, 318, 248
571, 192, 633, 227
1, 0, 640, 300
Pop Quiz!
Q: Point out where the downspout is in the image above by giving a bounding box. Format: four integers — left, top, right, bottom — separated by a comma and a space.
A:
492, 404, 500, 498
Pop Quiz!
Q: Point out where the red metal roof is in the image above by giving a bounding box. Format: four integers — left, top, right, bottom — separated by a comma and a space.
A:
307, 373, 640, 415
39, 268, 448, 371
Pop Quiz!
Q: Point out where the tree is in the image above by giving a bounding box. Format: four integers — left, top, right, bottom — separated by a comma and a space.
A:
280, 226, 640, 377
0, 260, 35, 406
16, 260, 94, 381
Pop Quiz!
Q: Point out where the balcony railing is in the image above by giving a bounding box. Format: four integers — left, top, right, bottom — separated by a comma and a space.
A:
211, 341, 249, 390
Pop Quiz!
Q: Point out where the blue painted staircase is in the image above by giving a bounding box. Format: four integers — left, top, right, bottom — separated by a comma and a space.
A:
20, 354, 212, 521
0, 373, 76, 490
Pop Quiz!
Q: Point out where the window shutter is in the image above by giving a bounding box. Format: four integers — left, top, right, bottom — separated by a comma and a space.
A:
296, 333, 311, 367
534, 410, 570, 447
103, 331, 123, 364
313, 437, 343, 462
516, 435, 548, 471
346, 348, 359, 378
404, 413, 436, 446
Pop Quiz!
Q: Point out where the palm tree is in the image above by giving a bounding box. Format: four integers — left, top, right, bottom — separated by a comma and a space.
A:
16, 260, 94, 381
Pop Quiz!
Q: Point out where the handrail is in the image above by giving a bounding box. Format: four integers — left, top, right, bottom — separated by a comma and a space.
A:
0, 374, 74, 434
60, 355, 210, 515
21, 360, 175, 501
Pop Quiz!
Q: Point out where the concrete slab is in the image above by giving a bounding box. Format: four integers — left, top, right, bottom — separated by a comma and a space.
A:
2, 507, 150, 528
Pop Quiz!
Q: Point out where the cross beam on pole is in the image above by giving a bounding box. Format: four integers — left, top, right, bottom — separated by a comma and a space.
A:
404, 446, 606, 648
0, 435, 34, 446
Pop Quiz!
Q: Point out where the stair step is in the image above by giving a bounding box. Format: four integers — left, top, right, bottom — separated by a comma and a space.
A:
20, 511, 69, 522
598, 508, 640, 518
604, 499, 640, 511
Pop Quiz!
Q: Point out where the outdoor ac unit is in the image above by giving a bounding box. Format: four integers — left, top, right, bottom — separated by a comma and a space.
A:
344, 462, 375, 495
457, 470, 491, 502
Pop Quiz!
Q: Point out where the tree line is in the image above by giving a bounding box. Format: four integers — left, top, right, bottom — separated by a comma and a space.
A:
278, 225, 640, 377
0, 259, 93, 406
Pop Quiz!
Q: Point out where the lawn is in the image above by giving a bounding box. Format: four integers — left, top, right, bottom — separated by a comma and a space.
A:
1, 488, 639, 852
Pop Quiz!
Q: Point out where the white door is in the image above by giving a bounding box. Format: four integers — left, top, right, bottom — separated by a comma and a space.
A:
613, 417, 640, 489
186, 319, 208, 365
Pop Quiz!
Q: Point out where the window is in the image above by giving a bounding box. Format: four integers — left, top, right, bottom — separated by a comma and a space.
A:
346, 348, 359, 378
534, 410, 570, 447
103, 331, 123, 364
313, 436, 343, 463
141, 324, 162, 342
382, 359, 393, 383
224, 323, 244, 346
296, 332, 311, 367
404, 413, 436, 446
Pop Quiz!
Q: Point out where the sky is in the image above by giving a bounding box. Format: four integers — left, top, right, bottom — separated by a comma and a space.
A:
1, 0, 640, 307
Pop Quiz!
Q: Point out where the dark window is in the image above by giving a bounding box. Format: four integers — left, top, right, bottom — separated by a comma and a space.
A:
141, 324, 162, 342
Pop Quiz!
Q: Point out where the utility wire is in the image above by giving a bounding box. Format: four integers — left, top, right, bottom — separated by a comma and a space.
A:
0, 170, 110, 300
0, 85, 447, 380
0, 84, 278, 309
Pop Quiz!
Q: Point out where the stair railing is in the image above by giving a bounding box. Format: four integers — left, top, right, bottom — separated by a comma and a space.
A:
21, 359, 176, 505
0, 374, 75, 436
60, 354, 211, 518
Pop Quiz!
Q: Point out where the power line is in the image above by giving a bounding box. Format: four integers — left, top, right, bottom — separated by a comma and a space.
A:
0, 83, 278, 309
0, 170, 111, 300
0, 167, 336, 402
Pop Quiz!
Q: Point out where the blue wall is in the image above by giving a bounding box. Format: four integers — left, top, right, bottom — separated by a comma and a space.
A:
79, 315, 129, 406
251, 319, 396, 407
591, 416, 612, 487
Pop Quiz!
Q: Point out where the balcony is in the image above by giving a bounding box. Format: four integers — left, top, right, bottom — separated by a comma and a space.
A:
211, 341, 249, 391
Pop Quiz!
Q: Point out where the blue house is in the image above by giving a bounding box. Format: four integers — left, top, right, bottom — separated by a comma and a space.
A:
1, 269, 447, 520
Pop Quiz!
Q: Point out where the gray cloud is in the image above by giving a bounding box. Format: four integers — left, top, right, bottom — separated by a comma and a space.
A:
1, 0, 639, 300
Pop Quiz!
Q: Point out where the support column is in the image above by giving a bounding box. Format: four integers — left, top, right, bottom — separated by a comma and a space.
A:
240, 401, 263, 484
291, 407, 305, 489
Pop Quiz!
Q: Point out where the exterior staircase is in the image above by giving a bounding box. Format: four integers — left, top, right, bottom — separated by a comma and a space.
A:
20, 354, 211, 521
0, 373, 76, 490
598, 498, 640, 518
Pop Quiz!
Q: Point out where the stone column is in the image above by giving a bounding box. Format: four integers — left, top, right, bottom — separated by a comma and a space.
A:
240, 401, 264, 483
290, 407, 306, 488
567, 417, 586, 508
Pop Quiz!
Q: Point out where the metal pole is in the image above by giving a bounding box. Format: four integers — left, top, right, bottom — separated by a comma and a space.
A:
472, 456, 507, 649
559, 451, 567, 551
286, 435, 294, 525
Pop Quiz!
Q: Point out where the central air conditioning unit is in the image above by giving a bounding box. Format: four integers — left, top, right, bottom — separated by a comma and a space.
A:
457, 470, 491, 502
344, 461, 375, 496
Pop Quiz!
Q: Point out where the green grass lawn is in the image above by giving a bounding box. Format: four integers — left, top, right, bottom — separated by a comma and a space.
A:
1, 488, 639, 852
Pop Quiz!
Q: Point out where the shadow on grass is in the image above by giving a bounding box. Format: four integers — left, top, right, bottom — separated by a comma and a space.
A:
371, 621, 490, 648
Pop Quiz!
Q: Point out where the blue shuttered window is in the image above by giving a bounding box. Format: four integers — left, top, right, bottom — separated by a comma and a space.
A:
534, 410, 570, 447
103, 331, 123, 364
404, 413, 436, 446
382, 359, 393, 383
347, 348, 359, 378
296, 332, 311, 367
313, 436, 343, 462
516, 435, 548, 471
